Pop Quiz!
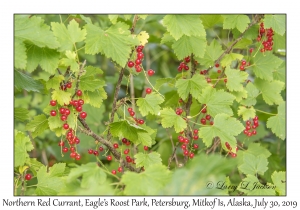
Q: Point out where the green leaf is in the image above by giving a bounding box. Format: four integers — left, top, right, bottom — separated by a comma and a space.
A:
79, 77, 103, 91
271, 171, 286, 195
14, 107, 29, 122
175, 74, 209, 101
231, 89, 248, 102
85, 22, 139, 67
137, 31, 149, 46
237, 175, 276, 195
25, 158, 44, 177
82, 89, 107, 108
238, 153, 268, 175
60, 51, 79, 72
67, 163, 107, 188
237, 106, 256, 121
160, 108, 187, 133
163, 15, 206, 40
51, 19, 86, 51
252, 52, 283, 81
199, 113, 244, 149
110, 120, 147, 142
230, 38, 252, 49
35, 163, 66, 195
52, 89, 72, 106
137, 132, 153, 147
121, 164, 171, 195
134, 152, 162, 169
225, 68, 248, 92
14, 70, 43, 92
136, 93, 164, 116
267, 102, 286, 140
48, 115, 63, 130
14, 38, 27, 69
223, 15, 250, 32
15, 15, 59, 48
254, 78, 284, 105
197, 39, 224, 67
14, 130, 34, 167
198, 86, 235, 117
25, 114, 49, 138
220, 53, 243, 67
108, 15, 119, 24
273, 33, 286, 55
26, 44, 60, 74
172, 35, 206, 60
273, 61, 286, 84
161, 154, 236, 195
200, 15, 223, 29
154, 78, 176, 90
138, 15, 148, 20
240, 82, 259, 106
82, 65, 103, 78
46, 75, 64, 90
242, 143, 271, 158
160, 32, 175, 44
263, 15, 286, 36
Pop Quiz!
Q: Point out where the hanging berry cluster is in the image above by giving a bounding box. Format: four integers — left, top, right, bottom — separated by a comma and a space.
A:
257, 22, 274, 52
243, 116, 259, 137
127, 45, 144, 73
225, 142, 238, 158
177, 56, 190, 72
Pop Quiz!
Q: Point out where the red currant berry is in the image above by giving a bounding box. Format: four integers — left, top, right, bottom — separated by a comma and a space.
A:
181, 144, 187, 150
74, 137, 80, 144
65, 109, 70, 115
254, 116, 259, 120
76, 90, 82, 96
62, 147, 68, 153
252, 130, 257, 135
80, 112, 87, 119
224, 78, 227, 83
59, 108, 66, 115
75, 154, 81, 160
25, 174, 32, 181
189, 153, 195, 159
99, 146, 104, 152
230, 152, 237, 158
144, 146, 148, 151
88, 149, 93, 154
201, 118, 206, 125
63, 123, 69, 130
73, 100, 78, 107
50, 100, 57, 106
206, 78, 211, 83
193, 144, 199, 149
184, 65, 189, 71
136, 46, 143, 53
249, 48, 254, 53
147, 69, 155, 76
113, 143, 119, 149
58, 141, 64, 146
193, 129, 198, 134
138, 119, 145, 124
201, 108, 207, 113
135, 65, 142, 72
246, 125, 251, 130
129, 111, 135, 116
243, 130, 248, 135
127, 61, 134, 68
146, 88, 152, 94
217, 70, 221, 74
78, 99, 84, 105
76, 106, 82, 112
183, 150, 189, 156
70, 146, 76, 152
107, 155, 112, 161
50, 110, 57, 116
246, 120, 251, 126
210, 121, 214, 125
184, 56, 190, 63
215, 63, 220, 68
205, 115, 211, 120
66, 82, 72, 89
137, 52, 144, 59
124, 149, 129, 155
93, 151, 99, 156
60, 115, 67, 121
135, 59, 142, 65
111, 170, 116, 175
240, 65, 245, 71
70, 152, 76, 158
241, 60, 247, 66
118, 167, 123, 173
193, 135, 199, 140
122, 138, 128, 144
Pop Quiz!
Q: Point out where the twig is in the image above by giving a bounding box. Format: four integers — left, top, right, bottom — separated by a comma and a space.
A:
107, 15, 139, 141
166, 129, 179, 169
71, 60, 86, 99
207, 14, 263, 73
206, 138, 221, 154
77, 120, 140, 172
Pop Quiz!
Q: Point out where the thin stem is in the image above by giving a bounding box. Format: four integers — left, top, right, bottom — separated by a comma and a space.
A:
142, 70, 165, 98
255, 109, 277, 116
188, 105, 207, 119
166, 128, 179, 169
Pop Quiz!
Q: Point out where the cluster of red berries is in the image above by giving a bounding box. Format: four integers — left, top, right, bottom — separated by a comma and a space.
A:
60, 81, 72, 90
200, 107, 214, 125
199, 69, 208, 75
239, 60, 249, 71
257, 22, 274, 52
175, 107, 184, 115
127, 45, 144, 73
50, 89, 87, 131
225, 142, 238, 158
58, 128, 82, 160
177, 56, 190, 72
177, 133, 199, 159
243, 116, 259, 137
